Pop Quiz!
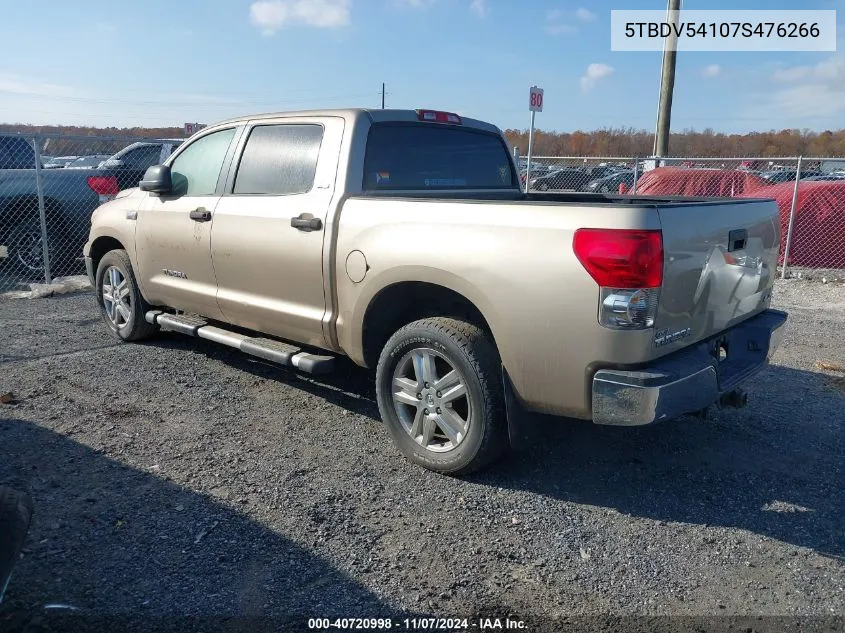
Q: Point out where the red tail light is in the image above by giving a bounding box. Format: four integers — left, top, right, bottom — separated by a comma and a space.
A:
573, 229, 664, 288
87, 176, 120, 196
416, 109, 462, 124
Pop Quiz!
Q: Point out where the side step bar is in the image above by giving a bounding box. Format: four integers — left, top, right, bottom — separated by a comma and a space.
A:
145, 311, 335, 375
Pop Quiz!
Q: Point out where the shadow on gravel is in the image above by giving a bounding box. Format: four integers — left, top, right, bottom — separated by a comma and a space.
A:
0, 419, 416, 633
148, 333, 382, 420
143, 335, 844, 559
475, 365, 845, 560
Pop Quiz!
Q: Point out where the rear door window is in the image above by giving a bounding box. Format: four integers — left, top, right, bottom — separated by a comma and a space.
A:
233, 124, 323, 196
363, 123, 517, 191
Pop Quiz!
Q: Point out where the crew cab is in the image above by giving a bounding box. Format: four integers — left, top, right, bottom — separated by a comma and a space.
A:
83, 109, 787, 474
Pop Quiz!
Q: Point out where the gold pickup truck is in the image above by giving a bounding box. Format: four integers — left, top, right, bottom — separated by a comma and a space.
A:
84, 108, 787, 474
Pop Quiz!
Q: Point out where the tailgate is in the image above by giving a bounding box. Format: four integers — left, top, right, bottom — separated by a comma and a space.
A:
654, 199, 779, 351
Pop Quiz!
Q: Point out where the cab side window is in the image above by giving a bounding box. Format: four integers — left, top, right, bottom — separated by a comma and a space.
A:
170, 128, 236, 197
232, 124, 323, 195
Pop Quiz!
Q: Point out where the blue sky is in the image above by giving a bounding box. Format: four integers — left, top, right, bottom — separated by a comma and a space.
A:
0, 0, 843, 133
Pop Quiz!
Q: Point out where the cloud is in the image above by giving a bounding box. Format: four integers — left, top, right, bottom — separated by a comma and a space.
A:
772, 66, 812, 82
0, 73, 80, 98
470, 0, 486, 18
392, 0, 435, 7
546, 7, 595, 35
546, 10, 575, 35
546, 23, 577, 35
249, 0, 351, 34
394, 0, 485, 15
579, 63, 614, 92
702, 64, 722, 78
575, 8, 596, 22
766, 55, 845, 118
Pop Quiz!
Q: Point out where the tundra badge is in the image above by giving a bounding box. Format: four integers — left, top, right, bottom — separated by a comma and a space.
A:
654, 327, 691, 347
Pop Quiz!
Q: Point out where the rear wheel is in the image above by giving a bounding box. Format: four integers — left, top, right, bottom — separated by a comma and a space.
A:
4, 217, 47, 279
95, 249, 157, 342
536, 182, 549, 191
375, 317, 508, 475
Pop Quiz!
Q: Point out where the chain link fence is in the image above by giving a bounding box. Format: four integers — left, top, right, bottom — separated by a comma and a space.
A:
0, 133, 183, 291
521, 155, 845, 277
4, 137, 845, 291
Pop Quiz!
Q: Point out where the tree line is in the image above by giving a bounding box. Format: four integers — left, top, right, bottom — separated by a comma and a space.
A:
503, 127, 845, 158
3, 122, 845, 159
0, 124, 185, 157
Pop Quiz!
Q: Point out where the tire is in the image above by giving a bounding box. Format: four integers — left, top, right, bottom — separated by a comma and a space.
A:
3, 215, 49, 280
537, 182, 549, 191
95, 249, 157, 342
375, 317, 509, 475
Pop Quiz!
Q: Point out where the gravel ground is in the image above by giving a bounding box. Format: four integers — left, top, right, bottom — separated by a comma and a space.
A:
0, 279, 843, 632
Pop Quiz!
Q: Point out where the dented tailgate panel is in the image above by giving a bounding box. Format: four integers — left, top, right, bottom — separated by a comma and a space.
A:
654, 199, 780, 355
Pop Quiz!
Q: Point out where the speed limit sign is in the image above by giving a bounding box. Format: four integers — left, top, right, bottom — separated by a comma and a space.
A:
529, 86, 544, 112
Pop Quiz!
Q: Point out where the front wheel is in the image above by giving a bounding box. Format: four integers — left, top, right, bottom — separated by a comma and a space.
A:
95, 249, 157, 342
375, 317, 509, 475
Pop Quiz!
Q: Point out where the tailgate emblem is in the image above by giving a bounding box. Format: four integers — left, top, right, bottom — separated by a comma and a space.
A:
654, 327, 691, 347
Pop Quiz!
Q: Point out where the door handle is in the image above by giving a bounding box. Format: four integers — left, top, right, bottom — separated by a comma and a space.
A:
189, 208, 212, 222
290, 213, 323, 232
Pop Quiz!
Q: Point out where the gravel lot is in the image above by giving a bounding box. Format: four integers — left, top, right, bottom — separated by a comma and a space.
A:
0, 279, 843, 631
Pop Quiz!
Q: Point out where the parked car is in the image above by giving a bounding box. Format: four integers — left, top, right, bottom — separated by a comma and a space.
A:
530, 167, 592, 191
0, 139, 183, 277
584, 170, 638, 193
585, 165, 624, 180
519, 164, 553, 184
64, 154, 113, 169
759, 169, 823, 184
0, 136, 37, 170
84, 107, 787, 475
804, 174, 845, 181
42, 156, 79, 169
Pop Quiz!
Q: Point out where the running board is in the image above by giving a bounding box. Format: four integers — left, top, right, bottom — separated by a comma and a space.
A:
145, 311, 335, 375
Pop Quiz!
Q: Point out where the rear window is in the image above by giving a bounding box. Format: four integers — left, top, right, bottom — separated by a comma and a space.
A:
363, 123, 517, 191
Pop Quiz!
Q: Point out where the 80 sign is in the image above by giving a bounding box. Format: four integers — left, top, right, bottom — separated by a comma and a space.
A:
529, 86, 544, 112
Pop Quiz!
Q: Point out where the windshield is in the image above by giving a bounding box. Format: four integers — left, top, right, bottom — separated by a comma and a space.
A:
363, 123, 517, 191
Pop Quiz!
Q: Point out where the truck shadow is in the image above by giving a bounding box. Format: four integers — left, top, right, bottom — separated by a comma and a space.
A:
0, 419, 418, 632
149, 334, 382, 420
148, 335, 845, 560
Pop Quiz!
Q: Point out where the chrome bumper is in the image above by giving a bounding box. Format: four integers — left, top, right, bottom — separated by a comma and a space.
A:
591, 309, 788, 426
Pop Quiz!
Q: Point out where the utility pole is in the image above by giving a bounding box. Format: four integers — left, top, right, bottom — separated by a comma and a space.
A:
381, 83, 385, 109
653, 0, 681, 162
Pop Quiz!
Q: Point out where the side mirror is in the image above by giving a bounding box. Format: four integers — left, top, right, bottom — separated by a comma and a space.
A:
139, 164, 172, 195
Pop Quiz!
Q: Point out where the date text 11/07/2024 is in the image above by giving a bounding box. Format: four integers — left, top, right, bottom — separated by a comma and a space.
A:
307, 617, 528, 631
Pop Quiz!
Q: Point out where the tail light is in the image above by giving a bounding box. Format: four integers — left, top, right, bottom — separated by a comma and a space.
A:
573, 228, 663, 330
416, 109, 462, 124
87, 176, 120, 196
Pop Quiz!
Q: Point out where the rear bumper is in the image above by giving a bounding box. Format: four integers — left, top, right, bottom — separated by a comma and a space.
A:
591, 308, 787, 426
